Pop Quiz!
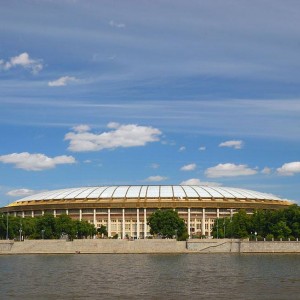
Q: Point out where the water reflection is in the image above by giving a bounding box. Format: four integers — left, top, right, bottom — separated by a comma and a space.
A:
0, 254, 299, 299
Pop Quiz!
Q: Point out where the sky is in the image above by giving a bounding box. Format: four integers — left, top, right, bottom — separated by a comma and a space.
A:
0, 0, 299, 206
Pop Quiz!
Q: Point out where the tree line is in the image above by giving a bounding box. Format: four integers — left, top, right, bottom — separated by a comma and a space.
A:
0, 213, 96, 240
211, 205, 300, 240
1, 205, 299, 241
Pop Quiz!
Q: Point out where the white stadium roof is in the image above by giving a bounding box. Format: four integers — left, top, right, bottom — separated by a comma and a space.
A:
16, 185, 282, 202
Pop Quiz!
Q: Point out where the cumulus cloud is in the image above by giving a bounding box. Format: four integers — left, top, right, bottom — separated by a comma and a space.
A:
6, 188, 37, 197
65, 123, 162, 152
205, 163, 257, 178
180, 163, 197, 171
199, 146, 206, 151
109, 20, 126, 28
219, 140, 243, 149
48, 76, 77, 87
180, 178, 222, 186
179, 146, 186, 152
0, 152, 76, 171
0, 52, 43, 74
72, 124, 91, 133
144, 175, 168, 182
261, 167, 272, 174
277, 162, 300, 176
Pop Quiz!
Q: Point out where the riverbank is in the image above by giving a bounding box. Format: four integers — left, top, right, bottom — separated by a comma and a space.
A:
1, 239, 300, 254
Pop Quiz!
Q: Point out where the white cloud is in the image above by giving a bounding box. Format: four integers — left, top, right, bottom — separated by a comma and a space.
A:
0, 52, 43, 74
199, 146, 206, 151
73, 124, 91, 133
48, 76, 77, 87
144, 175, 168, 182
107, 122, 120, 129
0, 152, 76, 171
109, 20, 126, 28
277, 162, 300, 176
150, 163, 160, 169
6, 188, 37, 197
83, 160, 92, 163
65, 123, 162, 152
179, 146, 186, 152
181, 163, 197, 171
219, 140, 244, 149
180, 178, 222, 186
261, 167, 272, 174
205, 163, 257, 178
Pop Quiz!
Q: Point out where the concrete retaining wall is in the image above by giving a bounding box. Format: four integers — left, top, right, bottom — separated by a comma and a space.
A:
1, 239, 300, 254
0, 239, 187, 254
187, 239, 241, 252
240, 241, 300, 253
187, 239, 300, 253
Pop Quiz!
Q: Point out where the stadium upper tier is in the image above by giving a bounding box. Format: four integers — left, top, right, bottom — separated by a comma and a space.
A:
11, 185, 285, 204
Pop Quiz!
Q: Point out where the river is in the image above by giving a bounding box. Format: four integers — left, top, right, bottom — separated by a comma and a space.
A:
0, 254, 299, 299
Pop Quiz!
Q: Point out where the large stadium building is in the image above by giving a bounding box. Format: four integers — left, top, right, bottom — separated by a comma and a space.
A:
1, 185, 292, 238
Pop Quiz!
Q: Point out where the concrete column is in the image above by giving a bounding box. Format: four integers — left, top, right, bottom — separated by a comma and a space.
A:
230, 209, 233, 220
66, 209, 69, 215
208, 218, 211, 237
202, 208, 205, 236
79, 209, 82, 221
116, 219, 119, 237
217, 208, 219, 218
122, 208, 125, 239
93, 209, 96, 226
107, 209, 111, 237
14, 212, 17, 217
53, 209, 56, 218
144, 208, 147, 239
130, 219, 133, 237
136, 208, 140, 239
22, 211, 25, 218
42, 210, 44, 216
31, 210, 34, 218
187, 208, 191, 237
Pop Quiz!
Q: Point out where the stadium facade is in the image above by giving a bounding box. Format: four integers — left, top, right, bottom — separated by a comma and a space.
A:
0, 185, 291, 238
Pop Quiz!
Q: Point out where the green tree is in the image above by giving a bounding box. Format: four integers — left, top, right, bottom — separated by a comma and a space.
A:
75, 220, 96, 238
148, 209, 188, 240
0, 214, 7, 239
36, 214, 56, 239
230, 210, 251, 238
97, 225, 108, 237
55, 214, 77, 240
271, 221, 292, 239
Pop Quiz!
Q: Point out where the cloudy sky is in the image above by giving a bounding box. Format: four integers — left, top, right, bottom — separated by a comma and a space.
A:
0, 0, 300, 206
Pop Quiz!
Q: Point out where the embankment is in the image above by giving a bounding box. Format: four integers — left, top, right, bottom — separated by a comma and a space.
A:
1, 239, 300, 254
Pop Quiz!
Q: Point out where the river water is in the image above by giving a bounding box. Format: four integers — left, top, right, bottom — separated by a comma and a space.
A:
0, 254, 299, 299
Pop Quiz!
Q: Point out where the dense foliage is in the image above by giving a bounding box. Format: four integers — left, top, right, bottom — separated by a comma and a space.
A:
211, 205, 300, 239
0, 213, 96, 240
148, 209, 188, 240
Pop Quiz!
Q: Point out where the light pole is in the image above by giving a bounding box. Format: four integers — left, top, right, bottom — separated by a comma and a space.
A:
41, 229, 45, 240
216, 218, 219, 239
223, 220, 226, 239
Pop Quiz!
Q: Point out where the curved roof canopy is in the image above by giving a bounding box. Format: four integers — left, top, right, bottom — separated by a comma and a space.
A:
14, 185, 283, 203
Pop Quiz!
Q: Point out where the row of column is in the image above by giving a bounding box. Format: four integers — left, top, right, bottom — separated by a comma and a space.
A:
13, 207, 231, 239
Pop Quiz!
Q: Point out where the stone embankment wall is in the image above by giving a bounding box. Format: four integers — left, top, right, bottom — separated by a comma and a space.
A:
187, 239, 300, 253
1, 239, 300, 254
0, 239, 187, 254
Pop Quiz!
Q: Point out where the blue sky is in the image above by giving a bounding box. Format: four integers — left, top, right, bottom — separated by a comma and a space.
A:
0, 0, 300, 206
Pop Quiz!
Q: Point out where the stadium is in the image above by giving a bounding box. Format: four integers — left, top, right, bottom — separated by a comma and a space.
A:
0, 185, 292, 238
